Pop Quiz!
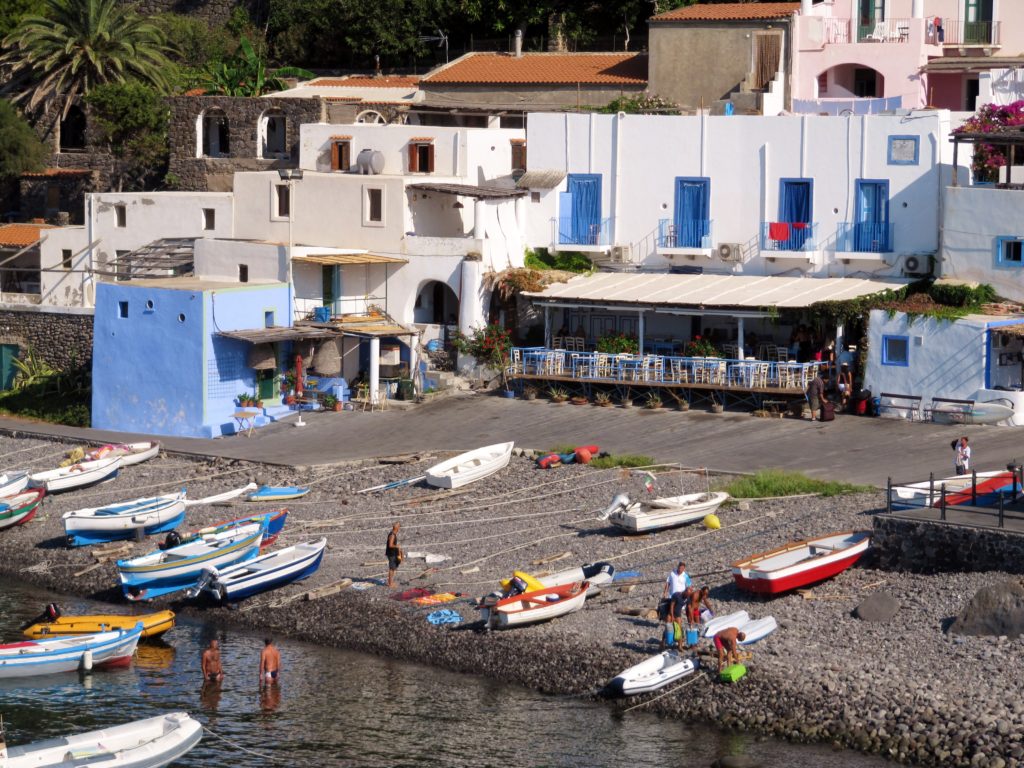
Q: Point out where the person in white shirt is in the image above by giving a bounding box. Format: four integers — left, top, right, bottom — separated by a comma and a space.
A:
663, 562, 691, 598
954, 436, 971, 476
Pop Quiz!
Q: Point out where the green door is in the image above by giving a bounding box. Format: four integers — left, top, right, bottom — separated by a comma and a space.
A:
257, 369, 276, 402
322, 265, 340, 314
857, 0, 883, 41
0, 345, 18, 391
964, 0, 994, 44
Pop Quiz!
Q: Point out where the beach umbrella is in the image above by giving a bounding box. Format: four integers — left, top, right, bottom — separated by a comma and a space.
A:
295, 354, 304, 397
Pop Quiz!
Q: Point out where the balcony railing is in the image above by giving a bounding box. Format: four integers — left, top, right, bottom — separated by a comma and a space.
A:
761, 222, 818, 252
856, 18, 913, 43
657, 218, 713, 249
836, 222, 895, 254
552, 216, 612, 247
940, 19, 1000, 46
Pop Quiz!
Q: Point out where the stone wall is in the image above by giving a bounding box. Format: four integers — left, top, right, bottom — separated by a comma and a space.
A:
873, 514, 1024, 574
167, 95, 324, 191
133, 0, 256, 26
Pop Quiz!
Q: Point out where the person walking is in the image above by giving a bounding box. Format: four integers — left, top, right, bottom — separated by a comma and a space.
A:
386, 522, 403, 588
259, 637, 281, 688
201, 639, 224, 683
954, 436, 971, 476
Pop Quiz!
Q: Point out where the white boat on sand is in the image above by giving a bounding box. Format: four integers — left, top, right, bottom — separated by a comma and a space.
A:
481, 581, 589, 628
0, 471, 30, 498
700, 611, 777, 644
30, 457, 122, 494
600, 491, 729, 533
607, 651, 699, 697
1, 711, 202, 767
63, 491, 187, 548
425, 442, 514, 489
539, 562, 615, 595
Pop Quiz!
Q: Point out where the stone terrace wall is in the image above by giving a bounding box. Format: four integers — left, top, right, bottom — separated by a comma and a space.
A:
873, 514, 1024, 574
0, 308, 94, 372
167, 95, 324, 191
134, 0, 256, 26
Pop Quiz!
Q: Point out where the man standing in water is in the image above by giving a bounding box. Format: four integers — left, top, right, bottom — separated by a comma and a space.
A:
260, 638, 281, 687
386, 522, 402, 588
202, 639, 224, 682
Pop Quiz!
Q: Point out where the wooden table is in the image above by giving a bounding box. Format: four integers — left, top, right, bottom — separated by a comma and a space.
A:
233, 410, 260, 437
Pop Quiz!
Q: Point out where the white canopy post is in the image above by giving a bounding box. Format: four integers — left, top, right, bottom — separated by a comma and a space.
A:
369, 336, 380, 404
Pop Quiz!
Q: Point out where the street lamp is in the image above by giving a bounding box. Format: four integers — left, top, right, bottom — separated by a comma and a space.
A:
277, 169, 303, 321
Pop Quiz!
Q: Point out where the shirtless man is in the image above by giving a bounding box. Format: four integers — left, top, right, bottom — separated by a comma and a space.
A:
259, 638, 281, 687
714, 627, 746, 672
686, 586, 713, 627
201, 639, 224, 682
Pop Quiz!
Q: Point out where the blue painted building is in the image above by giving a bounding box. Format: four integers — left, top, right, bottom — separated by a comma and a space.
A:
92, 278, 291, 437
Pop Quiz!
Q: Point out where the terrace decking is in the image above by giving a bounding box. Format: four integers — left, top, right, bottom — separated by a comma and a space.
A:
507, 347, 825, 407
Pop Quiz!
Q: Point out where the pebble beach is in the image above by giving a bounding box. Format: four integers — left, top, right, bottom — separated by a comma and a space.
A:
1, 433, 1021, 768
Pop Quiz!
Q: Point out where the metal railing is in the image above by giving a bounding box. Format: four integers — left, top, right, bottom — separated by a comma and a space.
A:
939, 18, 1000, 46
856, 18, 913, 43
657, 218, 713, 249
552, 216, 612, 247
886, 466, 1024, 529
836, 222, 895, 253
761, 222, 818, 252
822, 17, 852, 44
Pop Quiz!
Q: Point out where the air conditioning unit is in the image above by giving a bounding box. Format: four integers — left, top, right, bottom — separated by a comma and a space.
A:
902, 255, 931, 277
610, 244, 632, 263
718, 242, 743, 262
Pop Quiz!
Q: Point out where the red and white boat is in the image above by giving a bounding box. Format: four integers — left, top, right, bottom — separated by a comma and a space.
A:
480, 581, 590, 628
731, 531, 871, 595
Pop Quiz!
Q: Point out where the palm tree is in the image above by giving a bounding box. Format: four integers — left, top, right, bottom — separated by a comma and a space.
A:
1, 0, 174, 117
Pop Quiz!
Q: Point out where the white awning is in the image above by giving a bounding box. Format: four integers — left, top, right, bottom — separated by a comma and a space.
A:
525, 272, 910, 315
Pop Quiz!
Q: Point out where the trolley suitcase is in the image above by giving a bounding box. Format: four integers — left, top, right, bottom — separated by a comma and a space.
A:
821, 402, 836, 422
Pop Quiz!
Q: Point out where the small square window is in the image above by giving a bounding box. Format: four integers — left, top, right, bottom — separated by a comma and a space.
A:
118, 301, 128, 318
203, 208, 216, 230
239, 264, 249, 283
998, 237, 1024, 266
408, 141, 434, 173
531, 191, 541, 203
882, 335, 909, 366
275, 184, 290, 218
888, 136, 919, 166
61, 249, 72, 270
264, 310, 275, 328
114, 204, 126, 227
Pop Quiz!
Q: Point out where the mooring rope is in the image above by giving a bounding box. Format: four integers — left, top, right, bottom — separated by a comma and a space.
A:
202, 725, 289, 762
621, 669, 707, 713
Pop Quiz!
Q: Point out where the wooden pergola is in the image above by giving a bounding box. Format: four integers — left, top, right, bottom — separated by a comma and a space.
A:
951, 128, 1024, 188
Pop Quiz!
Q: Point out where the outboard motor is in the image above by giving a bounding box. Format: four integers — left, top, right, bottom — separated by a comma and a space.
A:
159, 530, 182, 551
597, 493, 631, 521
19, 603, 61, 631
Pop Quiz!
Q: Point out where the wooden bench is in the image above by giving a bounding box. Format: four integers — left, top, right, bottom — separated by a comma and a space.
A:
926, 396, 974, 422
878, 392, 923, 421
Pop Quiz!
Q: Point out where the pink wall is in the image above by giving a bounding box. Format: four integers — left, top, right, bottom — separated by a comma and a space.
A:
927, 73, 966, 110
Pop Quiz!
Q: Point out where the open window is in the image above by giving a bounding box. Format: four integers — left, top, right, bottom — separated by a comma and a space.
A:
275, 184, 290, 218
363, 186, 384, 226
59, 105, 86, 152
200, 109, 230, 158
260, 109, 287, 158
408, 138, 435, 173
997, 236, 1024, 266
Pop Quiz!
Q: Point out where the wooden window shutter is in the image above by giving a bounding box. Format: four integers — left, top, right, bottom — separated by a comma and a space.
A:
340, 142, 350, 170
331, 142, 340, 170
426, 143, 435, 173
408, 143, 419, 172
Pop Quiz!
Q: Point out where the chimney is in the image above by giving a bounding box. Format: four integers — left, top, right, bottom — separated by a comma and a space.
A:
514, 29, 523, 58
801, 0, 812, 14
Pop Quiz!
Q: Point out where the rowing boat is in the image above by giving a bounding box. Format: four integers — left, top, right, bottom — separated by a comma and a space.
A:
0, 488, 45, 532
245, 485, 310, 502
600, 491, 729, 533
700, 611, 777, 644
188, 538, 327, 602
731, 531, 871, 595
63, 491, 186, 548
1, 711, 202, 767
425, 442, 514, 489
22, 606, 175, 639
480, 580, 589, 628
29, 457, 122, 494
0, 625, 142, 678
0, 471, 30, 498
539, 561, 615, 595
87, 441, 161, 467
607, 651, 699, 697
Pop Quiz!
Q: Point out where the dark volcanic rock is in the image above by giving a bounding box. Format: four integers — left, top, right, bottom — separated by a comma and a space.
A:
854, 591, 901, 622
949, 579, 1024, 638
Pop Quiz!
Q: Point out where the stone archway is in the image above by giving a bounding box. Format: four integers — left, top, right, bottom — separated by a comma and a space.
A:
413, 280, 459, 325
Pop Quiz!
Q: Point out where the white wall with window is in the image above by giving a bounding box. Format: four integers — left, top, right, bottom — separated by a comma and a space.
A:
941, 185, 1024, 303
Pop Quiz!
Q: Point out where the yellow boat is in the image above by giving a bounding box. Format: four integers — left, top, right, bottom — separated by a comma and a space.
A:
22, 609, 175, 639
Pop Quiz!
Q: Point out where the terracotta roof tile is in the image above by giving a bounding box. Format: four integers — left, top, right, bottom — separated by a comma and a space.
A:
408, 136, 434, 142
309, 76, 420, 88
0, 223, 57, 248
651, 2, 800, 22
20, 168, 92, 178
422, 52, 647, 85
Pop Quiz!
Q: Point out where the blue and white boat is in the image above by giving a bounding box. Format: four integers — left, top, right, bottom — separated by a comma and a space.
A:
118, 520, 266, 602
63, 491, 187, 548
188, 537, 327, 602
245, 485, 310, 502
0, 624, 142, 678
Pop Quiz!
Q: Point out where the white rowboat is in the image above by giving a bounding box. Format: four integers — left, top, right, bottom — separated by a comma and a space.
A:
539, 562, 615, 595
0, 625, 141, 678
30, 457, 122, 494
1, 711, 202, 767
482, 581, 589, 628
0, 471, 30, 498
702, 611, 750, 639
700, 611, 777, 645
63, 491, 187, 547
425, 442, 514, 489
601, 492, 729, 533
189, 538, 327, 602
87, 441, 161, 467
607, 651, 699, 697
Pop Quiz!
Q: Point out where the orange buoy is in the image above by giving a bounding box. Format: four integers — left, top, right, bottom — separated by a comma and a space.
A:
574, 447, 593, 464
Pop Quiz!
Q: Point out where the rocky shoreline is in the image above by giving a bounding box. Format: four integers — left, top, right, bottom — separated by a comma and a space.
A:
2, 434, 1021, 768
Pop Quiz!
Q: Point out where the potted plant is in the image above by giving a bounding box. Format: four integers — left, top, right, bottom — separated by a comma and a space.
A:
685, 336, 719, 358
282, 370, 297, 394
619, 387, 634, 408
594, 391, 613, 407
570, 394, 589, 405
256, 398, 264, 409
451, 324, 514, 395
236, 393, 248, 407
548, 385, 568, 403
644, 391, 663, 409
323, 394, 339, 412
523, 385, 538, 401
710, 393, 724, 414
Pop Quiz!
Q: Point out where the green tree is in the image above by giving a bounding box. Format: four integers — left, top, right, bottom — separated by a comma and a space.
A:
154, 13, 238, 91
0, 99, 48, 179
1, 0, 175, 118
200, 36, 314, 96
85, 82, 169, 191
0, 0, 46, 40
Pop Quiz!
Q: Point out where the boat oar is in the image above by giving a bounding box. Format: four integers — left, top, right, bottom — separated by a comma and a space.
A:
358, 475, 426, 494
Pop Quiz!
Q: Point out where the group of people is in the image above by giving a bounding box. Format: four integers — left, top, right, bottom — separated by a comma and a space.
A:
201, 637, 281, 688
659, 562, 744, 672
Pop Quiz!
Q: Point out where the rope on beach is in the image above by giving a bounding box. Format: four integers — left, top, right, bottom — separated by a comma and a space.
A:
65, 465, 253, 501
202, 725, 289, 762
0, 442, 67, 462
621, 669, 707, 713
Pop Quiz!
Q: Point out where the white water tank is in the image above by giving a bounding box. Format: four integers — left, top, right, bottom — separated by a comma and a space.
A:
357, 149, 385, 175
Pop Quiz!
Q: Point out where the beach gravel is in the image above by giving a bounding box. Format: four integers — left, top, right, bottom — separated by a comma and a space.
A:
0, 433, 1022, 766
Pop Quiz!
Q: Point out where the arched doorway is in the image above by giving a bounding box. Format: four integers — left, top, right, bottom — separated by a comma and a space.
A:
199, 109, 230, 158
259, 108, 287, 158
816, 64, 885, 99
414, 280, 459, 325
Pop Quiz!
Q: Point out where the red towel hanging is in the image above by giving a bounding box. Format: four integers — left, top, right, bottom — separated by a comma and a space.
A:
769, 222, 790, 241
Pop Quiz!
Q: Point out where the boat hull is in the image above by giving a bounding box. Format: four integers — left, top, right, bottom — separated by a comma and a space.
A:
64, 494, 187, 547
0, 471, 30, 498
425, 441, 514, 489
486, 581, 590, 628
0, 488, 45, 532
0, 627, 141, 679
610, 492, 728, 533
205, 539, 326, 601
245, 485, 310, 502
30, 458, 122, 494
892, 470, 1017, 510
23, 611, 175, 640
731, 534, 871, 595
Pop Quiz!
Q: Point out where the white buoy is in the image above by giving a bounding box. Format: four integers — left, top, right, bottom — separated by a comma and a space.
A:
80, 649, 93, 673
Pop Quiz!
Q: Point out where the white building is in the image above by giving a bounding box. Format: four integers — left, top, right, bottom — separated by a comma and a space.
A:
524, 110, 952, 278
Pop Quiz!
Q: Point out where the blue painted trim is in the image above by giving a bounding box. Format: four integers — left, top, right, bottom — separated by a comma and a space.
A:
888, 135, 920, 165
986, 317, 1024, 329
881, 334, 910, 366
994, 235, 1024, 268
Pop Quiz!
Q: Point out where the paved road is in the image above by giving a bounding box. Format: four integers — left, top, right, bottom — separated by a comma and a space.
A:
1, 395, 1020, 487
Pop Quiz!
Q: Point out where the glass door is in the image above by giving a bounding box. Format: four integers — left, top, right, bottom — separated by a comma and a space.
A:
964, 0, 994, 44
858, 0, 884, 41
854, 180, 890, 252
